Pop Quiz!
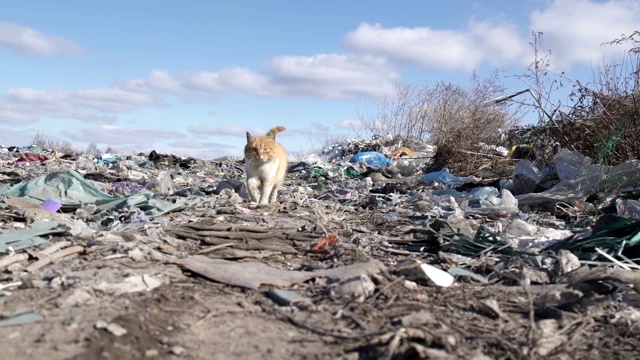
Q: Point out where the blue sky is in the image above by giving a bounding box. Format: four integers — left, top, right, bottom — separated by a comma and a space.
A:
1, 0, 639, 159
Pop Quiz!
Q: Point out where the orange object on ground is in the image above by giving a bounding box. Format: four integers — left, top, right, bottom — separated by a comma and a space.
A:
391, 146, 414, 160
311, 234, 340, 254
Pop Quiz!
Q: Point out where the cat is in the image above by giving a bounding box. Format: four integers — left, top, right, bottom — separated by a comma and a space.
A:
244, 126, 288, 204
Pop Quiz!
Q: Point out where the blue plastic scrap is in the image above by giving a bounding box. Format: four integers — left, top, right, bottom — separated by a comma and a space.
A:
422, 168, 476, 188
348, 152, 393, 168
0, 312, 44, 327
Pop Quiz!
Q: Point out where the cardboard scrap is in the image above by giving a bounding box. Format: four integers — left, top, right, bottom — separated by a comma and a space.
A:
174, 255, 385, 290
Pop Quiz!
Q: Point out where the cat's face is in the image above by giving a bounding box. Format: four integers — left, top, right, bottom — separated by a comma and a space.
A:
245, 137, 276, 162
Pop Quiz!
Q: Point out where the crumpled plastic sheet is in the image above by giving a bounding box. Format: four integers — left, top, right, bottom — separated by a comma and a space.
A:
9, 152, 50, 165
349, 152, 393, 168
553, 148, 596, 181
0, 221, 69, 252
517, 160, 640, 206
313, 189, 359, 200
112, 181, 144, 196
461, 189, 519, 217
95, 192, 208, 217
0, 169, 209, 217
616, 198, 640, 219
0, 169, 113, 206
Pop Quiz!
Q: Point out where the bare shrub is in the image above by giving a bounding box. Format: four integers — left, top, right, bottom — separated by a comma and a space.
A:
357, 82, 428, 142
507, 31, 640, 166
359, 71, 521, 148
559, 45, 640, 165
30, 132, 78, 155
509, 32, 574, 125
31, 132, 52, 149
358, 71, 522, 174
85, 143, 101, 157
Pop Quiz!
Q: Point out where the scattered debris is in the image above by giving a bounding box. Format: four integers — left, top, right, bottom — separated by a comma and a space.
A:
0, 311, 44, 327
95, 320, 128, 337
174, 256, 385, 290
0, 136, 639, 359
419, 263, 454, 287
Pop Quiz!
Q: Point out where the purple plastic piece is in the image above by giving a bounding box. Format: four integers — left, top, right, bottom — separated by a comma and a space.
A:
41, 199, 62, 213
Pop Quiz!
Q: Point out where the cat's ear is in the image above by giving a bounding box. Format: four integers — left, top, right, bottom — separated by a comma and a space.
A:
246, 132, 253, 142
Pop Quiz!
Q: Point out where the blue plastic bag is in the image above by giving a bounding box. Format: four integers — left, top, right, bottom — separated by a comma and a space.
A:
421, 168, 476, 188
348, 152, 392, 168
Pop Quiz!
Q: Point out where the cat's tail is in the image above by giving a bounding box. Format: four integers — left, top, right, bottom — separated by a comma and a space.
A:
266, 126, 286, 139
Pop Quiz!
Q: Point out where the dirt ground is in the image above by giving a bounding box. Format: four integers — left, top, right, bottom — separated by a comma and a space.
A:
1, 198, 639, 360
1, 152, 640, 360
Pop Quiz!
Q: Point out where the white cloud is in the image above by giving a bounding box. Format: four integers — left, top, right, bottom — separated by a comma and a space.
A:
167, 146, 243, 160
530, 0, 640, 69
66, 126, 185, 148
168, 139, 234, 150
165, 139, 241, 160
0, 126, 35, 146
0, 86, 159, 124
72, 88, 157, 112
147, 70, 183, 92
185, 68, 270, 96
0, 105, 43, 125
468, 20, 528, 67
285, 122, 345, 143
311, 122, 330, 133
0, 21, 83, 55
0, 95, 115, 125
342, 1, 640, 73
123, 70, 183, 93
344, 23, 474, 71
132, 54, 398, 101
336, 119, 365, 131
343, 22, 528, 72
187, 125, 266, 137
266, 54, 399, 99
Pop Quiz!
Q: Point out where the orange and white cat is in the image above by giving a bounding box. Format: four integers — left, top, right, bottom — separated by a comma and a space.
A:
244, 126, 288, 204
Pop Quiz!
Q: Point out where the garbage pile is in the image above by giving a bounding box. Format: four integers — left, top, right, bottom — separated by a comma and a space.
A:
0, 138, 639, 359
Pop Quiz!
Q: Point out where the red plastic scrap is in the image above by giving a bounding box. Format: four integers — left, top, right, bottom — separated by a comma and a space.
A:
9, 152, 51, 165
311, 233, 340, 254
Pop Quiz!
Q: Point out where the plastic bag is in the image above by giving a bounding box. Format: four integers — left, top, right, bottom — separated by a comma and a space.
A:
517, 159, 640, 207
348, 152, 392, 168
512, 160, 543, 195
461, 189, 519, 217
468, 186, 499, 201
553, 149, 593, 181
422, 168, 477, 188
